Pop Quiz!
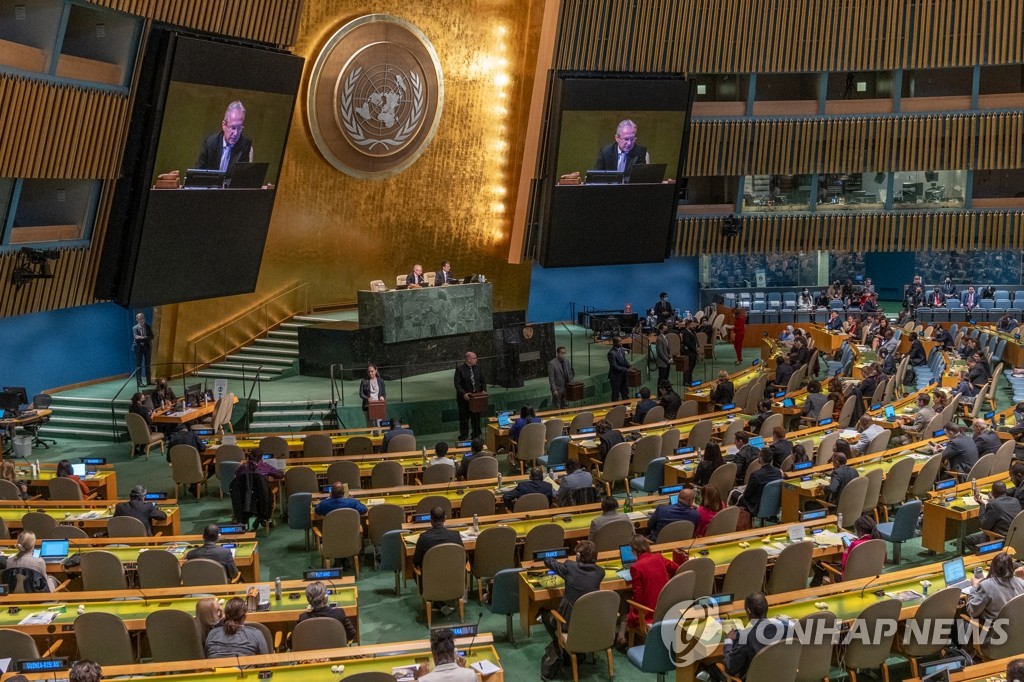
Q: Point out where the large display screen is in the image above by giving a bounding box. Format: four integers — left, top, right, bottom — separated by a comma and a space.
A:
536, 74, 693, 268
96, 31, 304, 308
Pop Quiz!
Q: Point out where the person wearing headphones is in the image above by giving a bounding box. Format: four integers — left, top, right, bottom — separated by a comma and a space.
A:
112, 485, 168, 536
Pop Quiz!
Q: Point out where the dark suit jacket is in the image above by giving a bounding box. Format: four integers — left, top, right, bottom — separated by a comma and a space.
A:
412, 526, 463, 568
502, 479, 554, 507
358, 377, 386, 410
196, 132, 253, 173
453, 363, 486, 403
974, 429, 1002, 456
659, 391, 681, 419
112, 500, 167, 536
406, 272, 425, 286
741, 464, 782, 514
185, 541, 239, 579
382, 427, 414, 452
594, 143, 649, 173
941, 434, 980, 474
435, 270, 457, 285
825, 465, 858, 504
607, 347, 631, 376
979, 495, 1022, 534
725, 618, 791, 679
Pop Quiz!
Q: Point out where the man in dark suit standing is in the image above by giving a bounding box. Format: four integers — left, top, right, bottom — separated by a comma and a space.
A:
196, 101, 253, 174
454, 351, 486, 440
607, 337, 631, 401
435, 261, 456, 285
593, 119, 650, 174
132, 312, 154, 387
547, 346, 574, 408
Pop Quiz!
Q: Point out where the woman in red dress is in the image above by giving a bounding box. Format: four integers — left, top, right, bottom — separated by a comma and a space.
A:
732, 308, 746, 365
620, 534, 679, 645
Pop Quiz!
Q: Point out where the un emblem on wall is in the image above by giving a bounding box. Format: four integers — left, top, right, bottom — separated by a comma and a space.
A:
308, 15, 444, 178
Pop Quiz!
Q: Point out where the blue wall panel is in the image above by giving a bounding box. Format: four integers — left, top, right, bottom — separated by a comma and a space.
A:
526, 257, 700, 323
0, 303, 136, 397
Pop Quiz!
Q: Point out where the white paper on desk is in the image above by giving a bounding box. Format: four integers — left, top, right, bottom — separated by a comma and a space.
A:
366, 498, 386, 506
788, 525, 806, 543
258, 584, 270, 607
20, 611, 57, 625
222, 435, 237, 445
471, 660, 501, 675
840, 429, 859, 439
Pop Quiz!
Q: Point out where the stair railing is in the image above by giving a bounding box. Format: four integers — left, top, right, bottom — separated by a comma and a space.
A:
188, 282, 310, 371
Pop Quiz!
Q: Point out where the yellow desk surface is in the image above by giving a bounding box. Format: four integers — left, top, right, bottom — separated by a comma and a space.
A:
13, 636, 504, 682
13, 465, 118, 500
685, 367, 764, 403
922, 472, 1011, 553
345, 476, 527, 514
517, 515, 841, 635
0, 501, 179, 535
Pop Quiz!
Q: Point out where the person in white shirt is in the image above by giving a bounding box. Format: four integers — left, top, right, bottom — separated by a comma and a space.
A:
429, 442, 457, 470
415, 627, 477, 681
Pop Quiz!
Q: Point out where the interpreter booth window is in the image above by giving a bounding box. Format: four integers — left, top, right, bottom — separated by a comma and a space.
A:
892, 170, 965, 210
680, 175, 739, 209
702, 253, 819, 289
816, 172, 889, 211
973, 168, 1024, 208
741, 174, 812, 213
690, 74, 749, 116
2, 178, 99, 248
0, 0, 63, 76
824, 71, 895, 114
979, 65, 1024, 109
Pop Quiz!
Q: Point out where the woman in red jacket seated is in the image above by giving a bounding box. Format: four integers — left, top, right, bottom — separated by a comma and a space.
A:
696, 485, 724, 537
619, 534, 678, 646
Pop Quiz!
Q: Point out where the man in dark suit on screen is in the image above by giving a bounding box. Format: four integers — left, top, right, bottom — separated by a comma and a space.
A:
593, 119, 650, 174
454, 351, 486, 440
196, 101, 254, 174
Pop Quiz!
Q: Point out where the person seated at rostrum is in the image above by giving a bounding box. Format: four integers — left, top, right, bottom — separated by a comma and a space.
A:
415, 626, 476, 681
717, 592, 791, 680
297, 580, 357, 644
965, 482, 1021, 553
801, 380, 828, 419
966, 551, 1024, 623
820, 452, 858, 505
972, 418, 1002, 457
931, 423, 979, 477
509, 405, 541, 442
412, 506, 463, 571
710, 370, 734, 409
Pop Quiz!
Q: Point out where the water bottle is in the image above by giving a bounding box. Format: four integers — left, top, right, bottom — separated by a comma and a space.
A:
422, 446, 427, 464
473, 514, 479, 533
274, 577, 282, 600
32, 460, 39, 478
496, 473, 503, 489
624, 494, 633, 514
837, 512, 843, 531
971, 478, 978, 496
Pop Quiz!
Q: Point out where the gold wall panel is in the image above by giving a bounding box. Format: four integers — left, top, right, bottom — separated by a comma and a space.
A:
674, 211, 1024, 257
0, 75, 129, 179
156, 0, 546, 366
556, 0, 1023, 73
685, 112, 1024, 176
87, 0, 304, 47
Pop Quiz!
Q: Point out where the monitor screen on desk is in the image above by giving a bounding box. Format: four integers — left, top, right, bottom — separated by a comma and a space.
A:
0, 391, 21, 414
1, 387, 27, 406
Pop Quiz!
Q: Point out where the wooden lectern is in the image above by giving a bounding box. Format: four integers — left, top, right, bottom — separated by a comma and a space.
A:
626, 368, 642, 388
565, 382, 584, 401
367, 400, 387, 421
468, 392, 488, 413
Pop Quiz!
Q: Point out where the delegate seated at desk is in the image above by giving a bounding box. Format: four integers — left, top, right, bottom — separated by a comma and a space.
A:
186, 524, 239, 580
406, 264, 426, 287
593, 119, 650, 173
196, 101, 254, 174
435, 260, 457, 286
113, 485, 168, 536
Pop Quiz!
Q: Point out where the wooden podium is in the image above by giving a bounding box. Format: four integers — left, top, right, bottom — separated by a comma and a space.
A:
626, 368, 642, 388
367, 399, 387, 421
468, 392, 488, 413
565, 382, 584, 401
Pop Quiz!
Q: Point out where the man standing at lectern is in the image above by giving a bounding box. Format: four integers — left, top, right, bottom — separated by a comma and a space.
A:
196, 101, 254, 174
593, 119, 650, 174
454, 351, 487, 440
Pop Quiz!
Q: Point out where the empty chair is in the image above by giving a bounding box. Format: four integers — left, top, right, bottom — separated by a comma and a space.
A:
465, 455, 499, 480
543, 418, 565, 446
181, 558, 230, 586
514, 422, 546, 474
629, 435, 662, 476
385, 433, 416, 453
50, 524, 88, 540
550, 590, 619, 682
257, 436, 289, 457
721, 547, 768, 602
678, 400, 699, 419
0, 480, 23, 501
326, 460, 362, 490
766, 540, 813, 594
759, 413, 783, 437
285, 466, 320, 499
366, 503, 404, 565
20, 512, 56, 539
107, 515, 149, 538
707, 462, 738, 504
864, 428, 891, 455
513, 492, 550, 512
291, 616, 349, 651
876, 499, 923, 564
216, 460, 241, 499
843, 598, 901, 681
303, 434, 334, 457
686, 420, 713, 450
834, 476, 869, 529
315, 508, 363, 577
74, 612, 134, 665
630, 457, 666, 494
418, 543, 467, 628
343, 436, 373, 455
909, 454, 943, 498
371, 460, 404, 488
604, 404, 627, 429
126, 412, 163, 460
145, 610, 203, 662
860, 468, 884, 520
488, 567, 525, 643
170, 444, 208, 501
471, 526, 517, 601
80, 550, 128, 591
655, 520, 694, 543
595, 442, 631, 496
422, 463, 456, 485
567, 412, 594, 435
538, 436, 569, 469
795, 611, 839, 682
0, 628, 47, 666
895, 586, 962, 678
522, 523, 565, 561
415, 495, 453, 518
378, 530, 409, 595
460, 489, 496, 518
878, 457, 914, 520
136, 548, 182, 588
676, 556, 716, 598
643, 405, 665, 424
591, 518, 635, 553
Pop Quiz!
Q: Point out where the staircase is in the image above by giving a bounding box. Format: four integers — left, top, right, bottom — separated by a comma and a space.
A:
247, 399, 338, 433
194, 314, 340, 382
40, 394, 129, 442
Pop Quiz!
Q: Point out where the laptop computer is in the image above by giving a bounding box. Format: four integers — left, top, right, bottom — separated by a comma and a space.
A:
884, 405, 896, 421
36, 539, 69, 564
749, 436, 765, 449
942, 557, 973, 591
586, 170, 624, 185
919, 656, 966, 682
782, 398, 795, 408
626, 163, 667, 184
227, 162, 269, 189
616, 544, 638, 581
71, 463, 86, 477
497, 412, 512, 428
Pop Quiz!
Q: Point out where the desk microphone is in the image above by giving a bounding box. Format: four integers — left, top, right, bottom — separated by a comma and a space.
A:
462, 611, 484, 662
137, 587, 149, 606
234, 654, 246, 679
859, 574, 882, 600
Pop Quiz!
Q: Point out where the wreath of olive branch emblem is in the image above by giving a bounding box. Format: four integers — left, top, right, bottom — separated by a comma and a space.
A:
340, 66, 424, 151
